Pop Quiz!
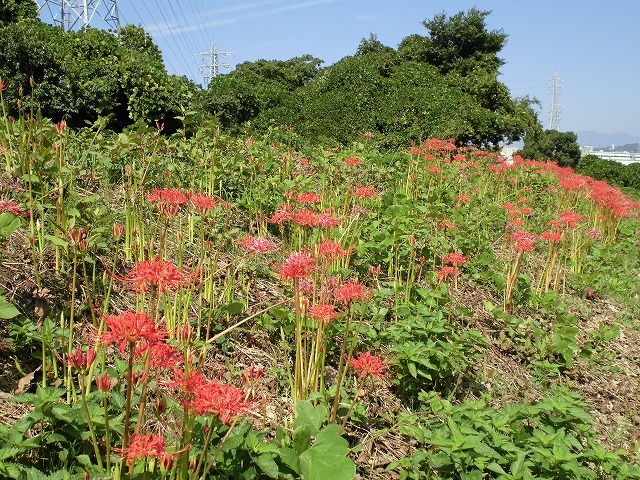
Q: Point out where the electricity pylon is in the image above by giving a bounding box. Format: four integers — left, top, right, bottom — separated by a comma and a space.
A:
548, 71, 562, 131
196, 43, 234, 87
36, 0, 120, 31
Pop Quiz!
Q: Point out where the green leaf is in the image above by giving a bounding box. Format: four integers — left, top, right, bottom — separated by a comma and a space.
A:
0, 295, 21, 319
224, 301, 245, 315
43, 234, 68, 248
254, 453, 279, 479
0, 447, 23, 461
278, 447, 301, 474
299, 425, 355, 480
293, 400, 327, 435
486, 461, 507, 475
293, 426, 312, 454
0, 213, 21, 238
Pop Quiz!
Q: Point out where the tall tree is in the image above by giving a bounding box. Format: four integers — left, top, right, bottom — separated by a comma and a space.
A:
399, 8, 507, 76
520, 129, 581, 167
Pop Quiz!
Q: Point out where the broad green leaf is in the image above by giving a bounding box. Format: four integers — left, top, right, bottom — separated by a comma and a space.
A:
225, 301, 245, 315
293, 400, 327, 435
254, 453, 279, 479
0, 213, 21, 238
293, 426, 312, 454
43, 234, 68, 248
299, 426, 355, 480
278, 447, 301, 474
0, 295, 20, 319
0, 447, 23, 461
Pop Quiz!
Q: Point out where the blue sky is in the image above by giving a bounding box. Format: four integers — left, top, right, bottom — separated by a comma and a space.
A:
39, 0, 640, 137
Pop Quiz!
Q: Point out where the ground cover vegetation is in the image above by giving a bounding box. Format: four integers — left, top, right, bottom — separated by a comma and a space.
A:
0, 4, 640, 480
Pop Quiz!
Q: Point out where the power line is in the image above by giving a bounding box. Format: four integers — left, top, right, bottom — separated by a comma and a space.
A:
150, 0, 195, 74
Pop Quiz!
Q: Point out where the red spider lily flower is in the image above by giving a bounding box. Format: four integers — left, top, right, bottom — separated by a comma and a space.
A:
336, 279, 369, 305
407, 146, 422, 155
67, 346, 96, 372
345, 156, 360, 166
509, 231, 536, 252
136, 341, 183, 370
540, 230, 564, 243
457, 194, 470, 204
121, 433, 169, 466
587, 228, 602, 240
146, 188, 188, 216
436, 266, 460, 283
190, 380, 248, 423
190, 193, 219, 214
54, 120, 67, 133
350, 186, 377, 199
349, 351, 387, 380
369, 265, 382, 277
292, 208, 318, 227
313, 210, 341, 228
115, 258, 196, 293
68, 228, 89, 251
237, 236, 280, 254
278, 252, 316, 280
443, 252, 468, 266
299, 157, 310, 165
242, 364, 264, 383
267, 204, 293, 225
102, 310, 165, 353
363, 131, 374, 138
307, 303, 340, 324
95, 372, 116, 392
437, 220, 456, 230
299, 277, 315, 298
518, 206, 533, 216
559, 210, 584, 229
112, 223, 125, 238
0, 78, 7, 92
296, 192, 321, 204
317, 239, 352, 260
508, 217, 525, 229
170, 369, 206, 398
0, 199, 24, 216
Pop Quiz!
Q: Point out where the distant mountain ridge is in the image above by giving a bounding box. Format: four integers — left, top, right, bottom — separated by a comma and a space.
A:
576, 131, 640, 149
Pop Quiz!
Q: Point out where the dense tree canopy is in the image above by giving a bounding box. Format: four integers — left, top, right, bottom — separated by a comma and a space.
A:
0, 19, 197, 130
399, 8, 507, 76
196, 55, 322, 131
0, 0, 37, 26
520, 129, 582, 167
0, 7, 542, 146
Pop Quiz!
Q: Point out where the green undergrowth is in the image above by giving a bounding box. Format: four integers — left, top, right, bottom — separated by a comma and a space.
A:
0, 107, 639, 479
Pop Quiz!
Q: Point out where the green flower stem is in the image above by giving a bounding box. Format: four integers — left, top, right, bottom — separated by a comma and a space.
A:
79, 374, 104, 471
122, 340, 135, 450
339, 375, 367, 435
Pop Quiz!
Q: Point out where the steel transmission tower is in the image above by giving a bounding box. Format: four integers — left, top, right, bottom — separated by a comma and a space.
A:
548, 71, 562, 131
36, 0, 120, 31
196, 43, 234, 87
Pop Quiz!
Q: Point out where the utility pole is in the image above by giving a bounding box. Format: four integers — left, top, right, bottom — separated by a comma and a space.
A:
548, 71, 562, 131
36, 0, 120, 31
196, 43, 234, 87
